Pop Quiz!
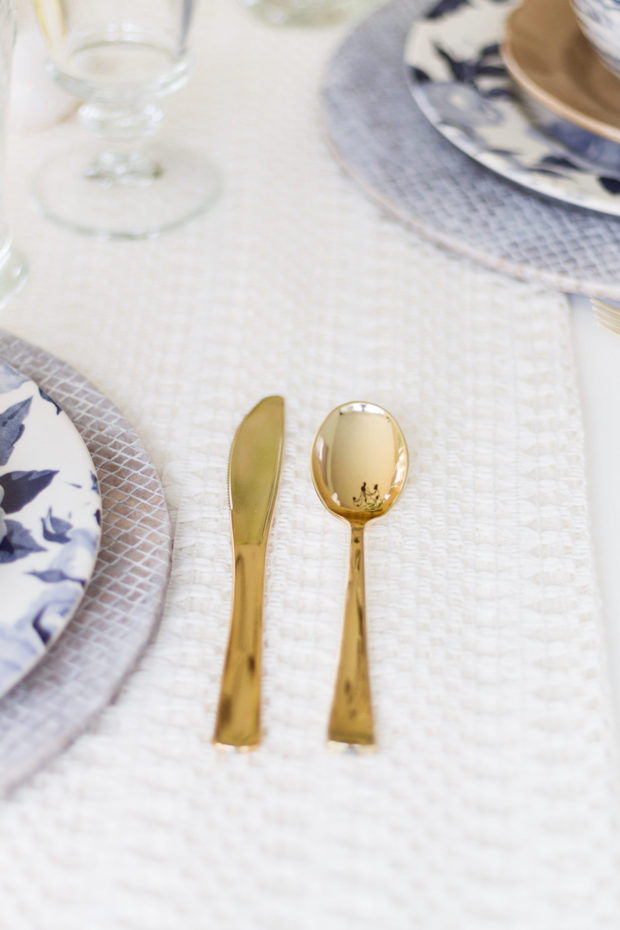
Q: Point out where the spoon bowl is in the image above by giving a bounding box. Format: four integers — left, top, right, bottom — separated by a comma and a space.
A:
311, 401, 408, 524
311, 401, 408, 748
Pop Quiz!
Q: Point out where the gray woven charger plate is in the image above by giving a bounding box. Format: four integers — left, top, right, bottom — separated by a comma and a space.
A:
322, 0, 620, 299
0, 330, 172, 798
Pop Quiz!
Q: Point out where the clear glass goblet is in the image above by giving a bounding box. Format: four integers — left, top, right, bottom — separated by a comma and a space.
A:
33, 0, 219, 239
0, 0, 27, 303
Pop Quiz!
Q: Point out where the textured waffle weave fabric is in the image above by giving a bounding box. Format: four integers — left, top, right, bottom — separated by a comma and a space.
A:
0, 0, 619, 927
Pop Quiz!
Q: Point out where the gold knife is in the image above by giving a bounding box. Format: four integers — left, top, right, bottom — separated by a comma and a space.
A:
213, 395, 284, 750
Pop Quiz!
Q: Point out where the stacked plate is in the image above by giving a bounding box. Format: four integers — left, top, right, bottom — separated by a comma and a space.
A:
404, 0, 620, 216
0, 358, 101, 699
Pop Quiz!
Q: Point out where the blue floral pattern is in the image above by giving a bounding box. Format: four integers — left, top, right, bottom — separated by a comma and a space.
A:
404, 0, 620, 216
0, 359, 101, 698
572, 0, 620, 74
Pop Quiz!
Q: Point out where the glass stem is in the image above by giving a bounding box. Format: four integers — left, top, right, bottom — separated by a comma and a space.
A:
78, 98, 165, 185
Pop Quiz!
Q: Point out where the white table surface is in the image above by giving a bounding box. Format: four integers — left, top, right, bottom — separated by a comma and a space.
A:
572, 294, 620, 723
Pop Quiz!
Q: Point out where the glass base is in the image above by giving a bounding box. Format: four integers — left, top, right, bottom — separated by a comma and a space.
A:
0, 244, 28, 307
240, 0, 375, 25
33, 144, 220, 240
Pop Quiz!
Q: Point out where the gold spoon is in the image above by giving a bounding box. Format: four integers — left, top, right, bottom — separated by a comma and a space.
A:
311, 401, 408, 749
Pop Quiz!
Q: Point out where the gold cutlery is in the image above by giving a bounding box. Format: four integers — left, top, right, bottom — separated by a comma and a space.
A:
311, 402, 408, 750
213, 396, 284, 750
591, 298, 620, 335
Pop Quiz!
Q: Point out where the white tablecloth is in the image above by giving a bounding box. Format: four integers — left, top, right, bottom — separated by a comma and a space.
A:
1, 2, 620, 928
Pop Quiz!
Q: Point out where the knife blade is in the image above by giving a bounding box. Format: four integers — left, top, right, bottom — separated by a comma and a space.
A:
213, 395, 284, 749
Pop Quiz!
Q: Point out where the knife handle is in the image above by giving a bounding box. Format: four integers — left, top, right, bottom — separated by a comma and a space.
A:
213, 543, 266, 749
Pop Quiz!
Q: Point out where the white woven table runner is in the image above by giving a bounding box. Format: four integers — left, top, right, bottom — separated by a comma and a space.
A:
0, 0, 619, 927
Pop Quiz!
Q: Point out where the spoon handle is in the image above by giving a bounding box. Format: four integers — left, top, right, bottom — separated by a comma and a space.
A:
328, 525, 375, 748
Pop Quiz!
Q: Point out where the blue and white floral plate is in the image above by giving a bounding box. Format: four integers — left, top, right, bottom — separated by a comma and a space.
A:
404, 0, 620, 216
0, 359, 101, 698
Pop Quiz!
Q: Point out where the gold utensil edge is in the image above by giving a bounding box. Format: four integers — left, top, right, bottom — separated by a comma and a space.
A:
311, 401, 409, 752
591, 298, 620, 335
213, 395, 284, 751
